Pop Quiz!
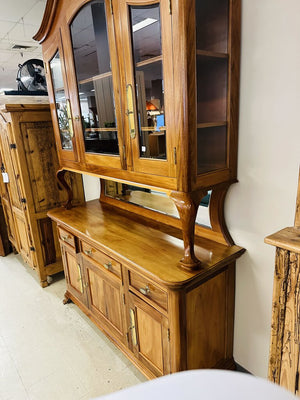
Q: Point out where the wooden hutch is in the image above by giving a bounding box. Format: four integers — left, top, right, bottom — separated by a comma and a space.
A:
35, 0, 245, 378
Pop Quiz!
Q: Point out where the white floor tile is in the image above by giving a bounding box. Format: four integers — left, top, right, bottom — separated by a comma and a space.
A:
0, 254, 146, 400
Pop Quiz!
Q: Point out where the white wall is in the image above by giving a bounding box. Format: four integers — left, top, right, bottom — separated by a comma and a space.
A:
227, 0, 300, 377
83, 0, 300, 378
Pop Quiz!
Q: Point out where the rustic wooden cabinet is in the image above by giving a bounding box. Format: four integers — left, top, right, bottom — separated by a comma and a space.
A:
35, 0, 241, 270
49, 200, 245, 378
0, 100, 84, 286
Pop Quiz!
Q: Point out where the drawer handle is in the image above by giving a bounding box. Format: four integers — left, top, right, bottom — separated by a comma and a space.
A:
62, 235, 70, 241
84, 249, 93, 256
139, 285, 150, 296
104, 262, 112, 270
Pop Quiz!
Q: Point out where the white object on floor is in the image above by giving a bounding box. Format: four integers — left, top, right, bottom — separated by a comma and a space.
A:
94, 369, 298, 400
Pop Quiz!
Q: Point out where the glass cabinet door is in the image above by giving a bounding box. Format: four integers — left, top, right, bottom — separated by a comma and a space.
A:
120, 0, 175, 177
68, 0, 124, 169
195, 0, 229, 175
44, 34, 78, 162
50, 51, 74, 151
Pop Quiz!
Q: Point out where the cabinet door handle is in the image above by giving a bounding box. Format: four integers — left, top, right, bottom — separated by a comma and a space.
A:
66, 99, 74, 138
104, 262, 112, 270
129, 308, 137, 346
139, 285, 150, 296
76, 263, 83, 292
84, 249, 92, 256
126, 83, 136, 139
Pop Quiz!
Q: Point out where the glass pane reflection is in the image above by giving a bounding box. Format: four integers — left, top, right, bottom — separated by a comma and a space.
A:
50, 51, 73, 150
130, 4, 166, 159
70, 0, 119, 155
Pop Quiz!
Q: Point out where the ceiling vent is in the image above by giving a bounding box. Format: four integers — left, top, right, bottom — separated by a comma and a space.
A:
10, 44, 37, 51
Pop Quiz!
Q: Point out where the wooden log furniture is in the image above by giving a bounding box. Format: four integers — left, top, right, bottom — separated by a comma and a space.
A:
36, 0, 245, 377
0, 98, 84, 286
265, 170, 300, 394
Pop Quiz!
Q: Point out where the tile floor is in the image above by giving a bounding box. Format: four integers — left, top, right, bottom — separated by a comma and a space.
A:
0, 254, 147, 400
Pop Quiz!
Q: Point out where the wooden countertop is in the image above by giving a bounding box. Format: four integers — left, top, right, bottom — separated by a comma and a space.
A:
265, 227, 300, 253
48, 200, 245, 287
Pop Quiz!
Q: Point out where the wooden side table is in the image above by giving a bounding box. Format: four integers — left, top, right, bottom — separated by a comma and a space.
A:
265, 170, 300, 394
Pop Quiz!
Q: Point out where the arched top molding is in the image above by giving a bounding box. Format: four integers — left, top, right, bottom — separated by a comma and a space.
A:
33, 0, 59, 43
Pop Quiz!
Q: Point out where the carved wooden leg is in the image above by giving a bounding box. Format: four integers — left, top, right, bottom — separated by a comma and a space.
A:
63, 291, 72, 305
40, 279, 49, 288
209, 184, 234, 246
170, 190, 207, 271
57, 169, 73, 210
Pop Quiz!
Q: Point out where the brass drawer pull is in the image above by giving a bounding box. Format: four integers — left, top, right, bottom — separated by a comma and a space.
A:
139, 285, 150, 296
62, 235, 70, 241
84, 249, 92, 256
104, 262, 112, 270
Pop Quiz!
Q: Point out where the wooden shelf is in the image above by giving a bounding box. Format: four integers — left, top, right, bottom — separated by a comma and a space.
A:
78, 71, 112, 86
196, 50, 228, 59
197, 122, 227, 129
136, 55, 162, 68
85, 128, 118, 132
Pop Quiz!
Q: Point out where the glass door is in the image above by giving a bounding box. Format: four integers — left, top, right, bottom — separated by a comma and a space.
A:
119, 0, 175, 177
66, 0, 124, 170
44, 32, 78, 162
195, 0, 229, 175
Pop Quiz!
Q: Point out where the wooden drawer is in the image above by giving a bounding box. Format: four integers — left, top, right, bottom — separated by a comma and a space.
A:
128, 270, 168, 311
58, 227, 75, 248
81, 241, 121, 279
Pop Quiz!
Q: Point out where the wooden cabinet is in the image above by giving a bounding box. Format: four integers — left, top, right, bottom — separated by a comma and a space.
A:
35, 0, 241, 270
35, 0, 245, 380
48, 200, 245, 379
128, 292, 171, 376
0, 100, 84, 287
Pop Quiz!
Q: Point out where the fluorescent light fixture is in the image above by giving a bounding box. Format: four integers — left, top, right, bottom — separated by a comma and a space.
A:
132, 18, 157, 33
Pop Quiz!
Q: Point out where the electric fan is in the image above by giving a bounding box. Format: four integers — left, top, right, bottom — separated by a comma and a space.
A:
16, 59, 47, 94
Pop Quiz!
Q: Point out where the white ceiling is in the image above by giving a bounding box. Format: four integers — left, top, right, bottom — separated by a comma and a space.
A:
0, 0, 46, 90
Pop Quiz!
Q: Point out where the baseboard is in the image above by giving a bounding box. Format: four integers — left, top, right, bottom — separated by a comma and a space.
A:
235, 363, 251, 374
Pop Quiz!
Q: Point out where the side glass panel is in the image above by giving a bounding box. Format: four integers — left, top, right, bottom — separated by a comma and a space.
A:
129, 4, 166, 160
195, 0, 229, 174
70, 0, 119, 155
49, 51, 73, 150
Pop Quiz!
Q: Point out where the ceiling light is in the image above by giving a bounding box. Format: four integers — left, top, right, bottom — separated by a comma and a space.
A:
132, 18, 157, 33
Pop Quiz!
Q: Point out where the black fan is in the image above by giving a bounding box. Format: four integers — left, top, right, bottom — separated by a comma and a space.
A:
16, 59, 47, 94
